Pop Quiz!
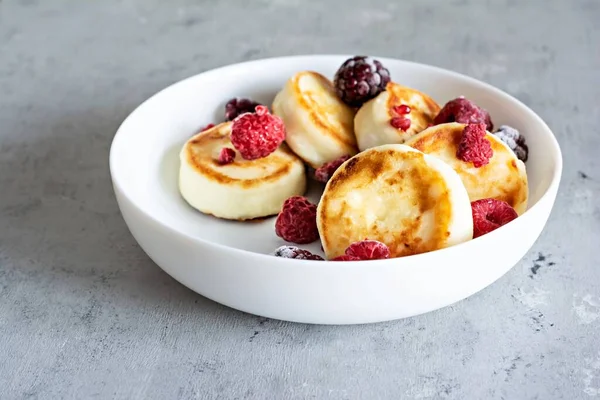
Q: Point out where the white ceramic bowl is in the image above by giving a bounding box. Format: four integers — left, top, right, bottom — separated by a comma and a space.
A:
109, 55, 562, 325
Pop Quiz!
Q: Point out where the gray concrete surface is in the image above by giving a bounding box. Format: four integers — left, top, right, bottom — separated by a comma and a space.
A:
0, 0, 598, 398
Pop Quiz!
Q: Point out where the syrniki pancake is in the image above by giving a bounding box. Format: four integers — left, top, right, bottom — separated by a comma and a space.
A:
317, 144, 473, 259
272, 71, 358, 168
179, 122, 306, 220
354, 82, 440, 151
405, 122, 529, 215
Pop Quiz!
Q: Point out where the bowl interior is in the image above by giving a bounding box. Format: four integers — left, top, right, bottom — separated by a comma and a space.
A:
110, 55, 561, 256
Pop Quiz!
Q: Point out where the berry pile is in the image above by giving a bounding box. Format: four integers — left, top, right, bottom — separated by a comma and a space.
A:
225, 98, 263, 121
493, 125, 529, 162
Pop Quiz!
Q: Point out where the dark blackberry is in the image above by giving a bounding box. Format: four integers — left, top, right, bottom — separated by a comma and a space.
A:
493, 125, 529, 162
272, 246, 324, 261
224, 98, 263, 121
333, 56, 391, 107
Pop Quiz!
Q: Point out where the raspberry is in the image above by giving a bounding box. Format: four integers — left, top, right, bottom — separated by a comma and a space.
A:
314, 155, 351, 183
331, 255, 361, 261
493, 125, 529, 162
230, 106, 286, 160
434, 97, 494, 131
471, 198, 518, 238
333, 56, 391, 107
390, 117, 411, 131
345, 240, 391, 260
275, 196, 319, 244
217, 148, 236, 165
456, 123, 493, 168
330, 240, 391, 261
198, 123, 215, 133
272, 246, 324, 261
225, 98, 263, 121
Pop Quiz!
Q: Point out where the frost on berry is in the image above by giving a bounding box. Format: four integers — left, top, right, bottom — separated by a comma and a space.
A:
333, 56, 391, 107
230, 106, 286, 160
272, 246, 324, 260
345, 240, 391, 260
493, 125, 529, 162
314, 155, 351, 183
434, 97, 494, 131
217, 147, 236, 165
456, 123, 493, 168
471, 198, 518, 238
275, 196, 319, 244
225, 98, 263, 121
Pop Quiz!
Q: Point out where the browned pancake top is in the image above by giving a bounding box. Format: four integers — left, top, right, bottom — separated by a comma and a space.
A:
407, 122, 528, 213
184, 122, 301, 189
319, 147, 454, 258
385, 82, 441, 134
292, 71, 358, 150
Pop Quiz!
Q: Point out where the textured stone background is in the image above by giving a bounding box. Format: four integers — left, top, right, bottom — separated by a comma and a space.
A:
1, 0, 599, 399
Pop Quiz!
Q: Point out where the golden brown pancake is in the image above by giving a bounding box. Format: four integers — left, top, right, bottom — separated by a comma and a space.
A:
405, 122, 528, 215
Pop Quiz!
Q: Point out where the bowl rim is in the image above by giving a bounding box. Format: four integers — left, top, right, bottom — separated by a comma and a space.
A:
109, 54, 563, 265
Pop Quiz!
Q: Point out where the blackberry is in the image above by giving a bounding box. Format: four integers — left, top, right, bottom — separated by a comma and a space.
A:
333, 56, 391, 107
493, 125, 528, 162
272, 246, 324, 261
224, 97, 263, 121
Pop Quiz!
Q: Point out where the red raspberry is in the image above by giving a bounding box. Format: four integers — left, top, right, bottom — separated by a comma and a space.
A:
456, 123, 493, 168
345, 240, 391, 260
314, 155, 351, 183
390, 117, 411, 131
230, 106, 286, 160
275, 196, 319, 244
471, 198, 518, 238
272, 246, 324, 261
330, 240, 391, 261
434, 97, 494, 131
217, 148, 236, 165
331, 255, 361, 261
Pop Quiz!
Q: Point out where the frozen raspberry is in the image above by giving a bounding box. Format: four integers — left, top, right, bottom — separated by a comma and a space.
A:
331, 255, 361, 261
493, 125, 529, 162
217, 148, 236, 165
390, 117, 411, 131
275, 196, 319, 244
224, 98, 263, 121
434, 97, 494, 131
198, 123, 215, 133
333, 56, 391, 107
272, 246, 324, 261
471, 198, 518, 238
230, 106, 286, 160
457, 123, 493, 168
345, 240, 391, 260
314, 155, 351, 183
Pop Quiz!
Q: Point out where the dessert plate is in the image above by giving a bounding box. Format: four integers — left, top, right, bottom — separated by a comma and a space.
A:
109, 55, 562, 324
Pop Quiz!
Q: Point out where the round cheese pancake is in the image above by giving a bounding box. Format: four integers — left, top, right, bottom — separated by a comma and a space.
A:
272, 71, 358, 168
354, 82, 440, 151
317, 144, 473, 259
179, 122, 306, 220
405, 122, 528, 215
